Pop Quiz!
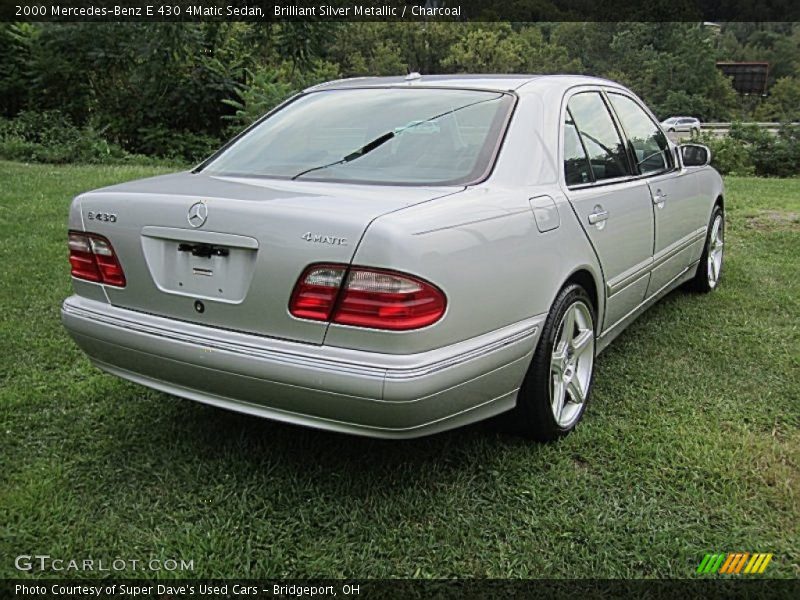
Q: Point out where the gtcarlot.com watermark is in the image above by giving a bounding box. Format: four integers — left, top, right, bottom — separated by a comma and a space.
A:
15, 554, 194, 573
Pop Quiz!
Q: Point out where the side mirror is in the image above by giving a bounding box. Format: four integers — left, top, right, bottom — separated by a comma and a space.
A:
681, 143, 711, 167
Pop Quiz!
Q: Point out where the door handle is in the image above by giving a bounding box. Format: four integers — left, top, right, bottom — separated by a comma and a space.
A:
652, 189, 668, 205
588, 209, 609, 225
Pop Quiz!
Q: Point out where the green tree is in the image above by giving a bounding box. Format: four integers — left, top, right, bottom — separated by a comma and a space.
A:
223, 59, 340, 129
516, 25, 583, 73
0, 23, 35, 117
327, 23, 406, 76
27, 23, 253, 158
550, 22, 619, 75
327, 22, 462, 76
716, 23, 800, 84
604, 23, 737, 120
442, 24, 528, 72
5, 21, 799, 162
755, 77, 800, 122
275, 22, 328, 72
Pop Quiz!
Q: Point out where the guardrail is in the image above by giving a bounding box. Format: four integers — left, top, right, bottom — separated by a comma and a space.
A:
666, 122, 798, 142
701, 122, 791, 135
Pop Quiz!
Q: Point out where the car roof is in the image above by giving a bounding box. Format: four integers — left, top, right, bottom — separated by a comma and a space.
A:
304, 74, 627, 94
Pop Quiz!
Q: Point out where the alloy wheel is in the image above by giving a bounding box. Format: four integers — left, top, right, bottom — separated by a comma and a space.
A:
707, 214, 724, 287
549, 300, 594, 428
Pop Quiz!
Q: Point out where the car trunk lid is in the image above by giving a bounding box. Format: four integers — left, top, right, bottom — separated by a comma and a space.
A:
74, 171, 463, 344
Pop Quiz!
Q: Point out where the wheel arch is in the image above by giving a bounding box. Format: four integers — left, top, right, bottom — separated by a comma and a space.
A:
562, 267, 603, 331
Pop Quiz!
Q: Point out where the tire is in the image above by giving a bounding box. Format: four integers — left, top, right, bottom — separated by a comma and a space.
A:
668, 127, 676, 132
511, 283, 596, 442
687, 205, 724, 293
691, 127, 700, 137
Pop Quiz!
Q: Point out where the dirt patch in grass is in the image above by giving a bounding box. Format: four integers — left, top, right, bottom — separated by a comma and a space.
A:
744, 210, 800, 231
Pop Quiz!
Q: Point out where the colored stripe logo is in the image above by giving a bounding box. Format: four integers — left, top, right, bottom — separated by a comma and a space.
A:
697, 553, 773, 574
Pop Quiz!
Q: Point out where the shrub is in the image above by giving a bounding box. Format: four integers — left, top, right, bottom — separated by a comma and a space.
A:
0, 110, 184, 166
729, 122, 800, 178
0, 110, 120, 163
137, 126, 221, 164
699, 122, 800, 177
698, 132, 754, 176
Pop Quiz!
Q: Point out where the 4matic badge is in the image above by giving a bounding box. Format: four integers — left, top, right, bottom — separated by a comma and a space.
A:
301, 232, 348, 246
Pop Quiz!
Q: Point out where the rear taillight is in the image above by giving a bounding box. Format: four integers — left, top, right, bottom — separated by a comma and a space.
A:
333, 268, 447, 330
68, 231, 126, 287
288, 265, 346, 321
289, 264, 446, 331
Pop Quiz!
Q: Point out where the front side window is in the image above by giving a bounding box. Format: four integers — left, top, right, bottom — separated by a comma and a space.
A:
566, 92, 631, 182
609, 93, 671, 175
201, 88, 515, 185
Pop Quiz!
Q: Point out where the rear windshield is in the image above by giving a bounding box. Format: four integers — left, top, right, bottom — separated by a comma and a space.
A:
201, 88, 515, 185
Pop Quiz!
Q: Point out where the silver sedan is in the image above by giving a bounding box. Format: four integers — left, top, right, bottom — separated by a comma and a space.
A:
661, 116, 702, 136
62, 74, 724, 441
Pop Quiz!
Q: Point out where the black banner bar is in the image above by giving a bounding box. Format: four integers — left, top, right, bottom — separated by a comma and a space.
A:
3, 0, 800, 22
3, 579, 800, 600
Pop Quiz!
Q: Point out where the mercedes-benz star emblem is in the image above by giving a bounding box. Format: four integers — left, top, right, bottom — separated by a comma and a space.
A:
187, 202, 208, 228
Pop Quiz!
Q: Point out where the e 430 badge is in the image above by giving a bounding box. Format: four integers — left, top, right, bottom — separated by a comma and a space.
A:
87, 211, 117, 223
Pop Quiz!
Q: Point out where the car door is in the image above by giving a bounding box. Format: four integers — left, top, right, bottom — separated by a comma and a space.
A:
606, 92, 707, 297
562, 90, 655, 332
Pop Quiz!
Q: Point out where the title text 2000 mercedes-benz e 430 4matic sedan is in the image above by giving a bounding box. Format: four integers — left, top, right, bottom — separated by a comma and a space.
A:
62, 75, 724, 441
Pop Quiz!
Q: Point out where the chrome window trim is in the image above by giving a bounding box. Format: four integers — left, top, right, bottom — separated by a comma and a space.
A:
559, 85, 681, 191
603, 89, 676, 178
561, 89, 635, 186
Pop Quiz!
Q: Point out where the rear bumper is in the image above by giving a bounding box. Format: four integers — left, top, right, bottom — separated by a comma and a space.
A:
61, 295, 542, 438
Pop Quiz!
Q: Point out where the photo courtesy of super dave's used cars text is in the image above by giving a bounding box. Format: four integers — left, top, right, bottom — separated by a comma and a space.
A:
14, 583, 359, 598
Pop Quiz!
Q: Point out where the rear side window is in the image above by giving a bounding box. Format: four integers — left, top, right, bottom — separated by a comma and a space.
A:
566, 92, 631, 182
564, 111, 593, 185
608, 93, 672, 175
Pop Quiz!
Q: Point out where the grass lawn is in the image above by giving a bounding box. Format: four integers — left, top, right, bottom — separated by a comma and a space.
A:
0, 161, 798, 579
